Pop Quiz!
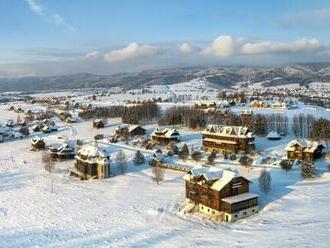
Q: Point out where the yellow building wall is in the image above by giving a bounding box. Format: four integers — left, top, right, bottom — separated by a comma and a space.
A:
197, 203, 258, 222
224, 206, 259, 222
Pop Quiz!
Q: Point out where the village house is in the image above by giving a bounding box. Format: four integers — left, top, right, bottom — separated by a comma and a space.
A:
48, 142, 75, 159
194, 101, 217, 111
270, 101, 288, 109
240, 109, 253, 117
266, 131, 281, 140
74, 144, 111, 180
93, 119, 105, 129
31, 136, 46, 150
183, 166, 258, 222
115, 124, 146, 137
202, 125, 255, 154
285, 139, 325, 161
250, 100, 267, 108
151, 128, 180, 144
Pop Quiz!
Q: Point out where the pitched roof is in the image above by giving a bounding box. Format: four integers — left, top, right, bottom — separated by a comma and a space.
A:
203, 125, 254, 138
221, 192, 258, 204
183, 166, 241, 192
266, 131, 280, 139
285, 139, 325, 152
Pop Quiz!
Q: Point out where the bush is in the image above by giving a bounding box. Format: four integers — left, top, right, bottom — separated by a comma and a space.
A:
206, 151, 216, 165
19, 126, 30, 136
280, 159, 292, 172
239, 155, 253, 167
167, 141, 179, 154
229, 154, 237, 161
133, 150, 145, 165
301, 161, 317, 179
191, 150, 202, 162
178, 143, 189, 161
94, 134, 104, 140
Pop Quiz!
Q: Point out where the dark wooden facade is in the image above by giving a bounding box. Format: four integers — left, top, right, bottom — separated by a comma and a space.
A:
93, 120, 104, 129
286, 144, 324, 161
202, 133, 255, 154
151, 129, 180, 145
75, 160, 100, 180
152, 135, 179, 144
31, 139, 45, 149
129, 126, 146, 136
185, 176, 255, 213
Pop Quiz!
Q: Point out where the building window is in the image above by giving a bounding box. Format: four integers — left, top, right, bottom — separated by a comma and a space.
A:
208, 208, 210, 213
252, 209, 255, 212
234, 214, 238, 218
243, 212, 247, 215
201, 206, 204, 210
212, 211, 215, 214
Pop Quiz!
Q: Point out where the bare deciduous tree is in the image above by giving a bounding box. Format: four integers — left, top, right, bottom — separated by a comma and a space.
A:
42, 151, 55, 173
41, 151, 55, 193
258, 169, 271, 202
116, 150, 127, 174
151, 161, 165, 185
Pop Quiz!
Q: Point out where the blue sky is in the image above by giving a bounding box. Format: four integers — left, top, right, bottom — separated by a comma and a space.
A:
1, 0, 330, 76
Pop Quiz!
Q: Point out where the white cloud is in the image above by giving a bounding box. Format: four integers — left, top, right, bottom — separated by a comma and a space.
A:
85, 51, 100, 59
202, 35, 325, 57
241, 38, 321, 54
103, 43, 161, 63
202, 35, 245, 57
178, 43, 193, 54
26, 0, 43, 15
25, 0, 75, 31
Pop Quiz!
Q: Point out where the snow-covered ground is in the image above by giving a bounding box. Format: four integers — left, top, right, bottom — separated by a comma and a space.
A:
0, 101, 330, 248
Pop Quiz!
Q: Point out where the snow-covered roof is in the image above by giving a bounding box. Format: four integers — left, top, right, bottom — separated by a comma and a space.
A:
31, 136, 44, 145
266, 131, 280, 139
240, 109, 253, 115
152, 128, 180, 138
210, 170, 239, 191
285, 139, 326, 152
221, 192, 258, 204
203, 125, 254, 138
117, 124, 144, 133
76, 144, 111, 165
183, 167, 240, 191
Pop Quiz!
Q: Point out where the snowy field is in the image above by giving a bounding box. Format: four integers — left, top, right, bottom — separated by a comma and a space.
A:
0, 100, 330, 247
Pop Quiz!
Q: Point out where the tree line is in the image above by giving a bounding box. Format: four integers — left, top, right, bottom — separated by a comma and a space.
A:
158, 106, 289, 136
79, 102, 160, 124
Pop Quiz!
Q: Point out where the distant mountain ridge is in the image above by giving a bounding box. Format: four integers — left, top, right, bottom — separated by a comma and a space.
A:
1, 63, 330, 92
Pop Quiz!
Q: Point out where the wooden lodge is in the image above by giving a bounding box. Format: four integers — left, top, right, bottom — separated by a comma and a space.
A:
31, 136, 45, 150
184, 166, 258, 222
151, 128, 180, 144
202, 125, 255, 154
115, 124, 146, 137
93, 119, 105, 129
240, 109, 253, 117
48, 142, 75, 159
250, 100, 266, 108
75, 144, 111, 180
194, 101, 217, 111
285, 139, 325, 161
